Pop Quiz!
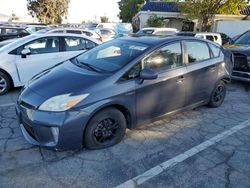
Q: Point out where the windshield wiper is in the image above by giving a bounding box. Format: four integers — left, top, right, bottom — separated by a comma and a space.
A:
74, 58, 102, 73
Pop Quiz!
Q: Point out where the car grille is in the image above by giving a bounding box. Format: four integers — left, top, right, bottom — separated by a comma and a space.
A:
233, 53, 249, 72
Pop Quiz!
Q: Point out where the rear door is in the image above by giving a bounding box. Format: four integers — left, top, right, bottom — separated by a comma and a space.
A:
15, 36, 64, 83
135, 41, 187, 123
184, 40, 219, 106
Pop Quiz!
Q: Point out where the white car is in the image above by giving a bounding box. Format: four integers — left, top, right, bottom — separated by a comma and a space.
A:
0, 33, 101, 95
195, 33, 222, 45
137, 27, 178, 36
37, 27, 102, 42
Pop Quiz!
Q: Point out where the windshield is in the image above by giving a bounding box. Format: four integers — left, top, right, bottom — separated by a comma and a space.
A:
74, 39, 149, 73
0, 34, 37, 52
234, 31, 250, 45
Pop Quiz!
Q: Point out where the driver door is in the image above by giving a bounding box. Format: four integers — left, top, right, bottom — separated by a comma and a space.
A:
15, 36, 65, 84
136, 42, 187, 123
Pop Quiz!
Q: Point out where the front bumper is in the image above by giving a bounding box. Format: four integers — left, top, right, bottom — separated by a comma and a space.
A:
232, 70, 250, 82
16, 103, 90, 150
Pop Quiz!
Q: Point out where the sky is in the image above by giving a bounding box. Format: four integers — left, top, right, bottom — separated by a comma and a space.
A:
0, 0, 120, 23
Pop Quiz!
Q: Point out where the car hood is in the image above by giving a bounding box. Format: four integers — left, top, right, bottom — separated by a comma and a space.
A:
27, 60, 109, 99
224, 44, 250, 55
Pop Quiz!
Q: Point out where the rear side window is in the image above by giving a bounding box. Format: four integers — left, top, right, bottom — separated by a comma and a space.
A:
185, 41, 210, 63
144, 42, 183, 72
206, 35, 214, 42
208, 43, 221, 57
64, 37, 86, 51
66, 30, 81, 34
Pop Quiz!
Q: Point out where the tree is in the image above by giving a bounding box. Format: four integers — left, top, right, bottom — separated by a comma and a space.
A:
27, 0, 70, 24
9, 12, 19, 22
100, 16, 109, 23
147, 14, 165, 27
179, 0, 247, 31
118, 0, 146, 22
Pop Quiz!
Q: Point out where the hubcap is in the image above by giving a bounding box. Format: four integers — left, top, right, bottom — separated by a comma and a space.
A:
94, 118, 119, 143
0, 76, 7, 93
213, 85, 224, 102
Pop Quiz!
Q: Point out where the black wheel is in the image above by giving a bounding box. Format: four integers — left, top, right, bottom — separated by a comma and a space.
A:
84, 108, 126, 149
0, 72, 11, 95
208, 81, 226, 108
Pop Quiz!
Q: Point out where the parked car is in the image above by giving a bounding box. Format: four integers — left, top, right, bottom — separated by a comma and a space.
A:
16, 36, 230, 150
137, 27, 178, 36
0, 38, 17, 48
37, 27, 102, 42
95, 28, 116, 42
224, 30, 250, 82
0, 33, 101, 95
176, 32, 228, 45
25, 25, 48, 33
0, 26, 30, 42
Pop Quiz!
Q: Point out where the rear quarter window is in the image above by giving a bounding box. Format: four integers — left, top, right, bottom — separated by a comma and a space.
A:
208, 43, 221, 57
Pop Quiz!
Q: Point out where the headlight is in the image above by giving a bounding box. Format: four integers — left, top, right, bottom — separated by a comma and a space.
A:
39, 93, 89, 112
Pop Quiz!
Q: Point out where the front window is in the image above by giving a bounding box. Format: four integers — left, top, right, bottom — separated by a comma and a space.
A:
234, 31, 250, 45
144, 42, 183, 72
74, 39, 149, 73
17, 37, 59, 55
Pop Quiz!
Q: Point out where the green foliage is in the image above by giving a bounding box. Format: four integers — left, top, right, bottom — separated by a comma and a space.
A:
218, 0, 247, 15
147, 14, 165, 27
27, 0, 70, 24
118, 0, 146, 22
100, 16, 109, 23
179, 0, 247, 31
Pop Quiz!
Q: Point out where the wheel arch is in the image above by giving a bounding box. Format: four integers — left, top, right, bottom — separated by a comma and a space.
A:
0, 68, 14, 87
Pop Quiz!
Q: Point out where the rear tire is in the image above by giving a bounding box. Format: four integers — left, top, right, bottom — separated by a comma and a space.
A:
208, 81, 226, 108
84, 108, 126, 150
0, 72, 11, 95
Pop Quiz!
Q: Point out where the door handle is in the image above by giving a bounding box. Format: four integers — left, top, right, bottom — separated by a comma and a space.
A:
177, 76, 185, 84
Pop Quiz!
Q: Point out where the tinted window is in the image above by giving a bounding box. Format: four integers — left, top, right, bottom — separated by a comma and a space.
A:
82, 31, 92, 36
206, 35, 214, 42
185, 41, 210, 63
144, 42, 183, 72
18, 37, 59, 55
52, 30, 64, 33
100, 29, 112, 35
209, 43, 221, 57
66, 30, 82, 34
234, 31, 250, 45
64, 37, 86, 51
121, 63, 141, 81
75, 40, 149, 72
86, 40, 96, 49
137, 29, 154, 35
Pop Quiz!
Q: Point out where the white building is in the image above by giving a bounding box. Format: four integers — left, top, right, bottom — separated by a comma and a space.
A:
133, 1, 246, 32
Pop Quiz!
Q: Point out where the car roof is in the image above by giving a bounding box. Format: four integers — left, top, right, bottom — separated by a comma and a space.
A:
118, 35, 208, 46
0, 26, 26, 29
0, 33, 101, 53
196, 32, 221, 36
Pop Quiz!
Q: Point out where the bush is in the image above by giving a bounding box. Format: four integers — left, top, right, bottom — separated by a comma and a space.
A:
147, 14, 165, 27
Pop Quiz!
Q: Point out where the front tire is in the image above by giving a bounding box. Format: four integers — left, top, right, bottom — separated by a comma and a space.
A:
208, 81, 226, 108
0, 72, 11, 95
84, 108, 126, 150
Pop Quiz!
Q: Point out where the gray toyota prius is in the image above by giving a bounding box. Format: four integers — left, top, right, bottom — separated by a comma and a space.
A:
16, 36, 231, 150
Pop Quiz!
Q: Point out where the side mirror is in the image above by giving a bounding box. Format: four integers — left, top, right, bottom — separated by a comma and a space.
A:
140, 68, 158, 80
21, 48, 31, 58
